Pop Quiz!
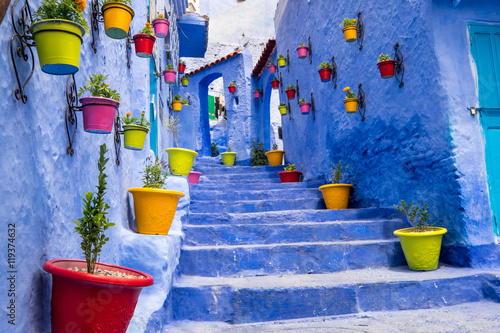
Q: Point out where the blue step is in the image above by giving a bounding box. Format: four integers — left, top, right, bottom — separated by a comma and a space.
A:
191, 180, 324, 191
191, 188, 323, 201
183, 218, 407, 246
189, 198, 326, 214
194, 165, 285, 175
199, 172, 281, 183
201, 177, 283, 184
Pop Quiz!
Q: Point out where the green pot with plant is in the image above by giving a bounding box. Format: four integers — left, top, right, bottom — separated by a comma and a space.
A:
277, 54, 286, 67
221, 145, 237, 166
78, 74, 120, 134
265, 143, 284, 166
278, 163, 302, 183
129, 157, 185, 235
318, 160, 352, 209
163, 64, 177, 84
250, 141, 268, 166
297, 41, 308, 59
286, 84, 296, 99
43, 144, 154, 333
181, 74, 189, 87
228, 81, 237, 93
343, 86, 359, 113
101, 0, 135, 39
340, 18, 357, 43
172, 94, 183, 111
279, 103, 287, 115
164, 115, 199, 176
30, 0, 88, 75
120, 110, 150, 150
133, 22, 156, 58
377, 53, 396, 79
394, 201, 448, 271
318, 62, 333, 82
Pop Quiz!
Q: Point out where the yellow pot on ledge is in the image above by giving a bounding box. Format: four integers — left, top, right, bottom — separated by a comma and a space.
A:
265, 150, 285, 166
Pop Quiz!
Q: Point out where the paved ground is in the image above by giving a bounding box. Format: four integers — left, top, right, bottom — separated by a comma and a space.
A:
165, 301, 500, 332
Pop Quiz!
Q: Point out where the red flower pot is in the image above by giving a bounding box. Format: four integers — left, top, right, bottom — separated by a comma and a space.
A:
43, 259, 154, 333
271, 80, 279, 89
188, 171, 202, 184
297, 46, 308, 59
254, 91, 261, 98
269, 65, 276, 73
278, 171, 302, 183
286, 89, 296, 99
228, 86, 236, 93
299, 102, 311, 114
133, 33, 156, 58
80, 96, 119, 134
318, 68, 332, 82
377, 60, 396, 79
163, 69, 176, 84
178, 62, 186, 74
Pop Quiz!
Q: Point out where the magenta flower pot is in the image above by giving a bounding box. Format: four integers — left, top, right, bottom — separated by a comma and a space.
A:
300, 102, 311, 114
269, 65, 276, 73
297, 46, 308, 59
163, 69, 176, 84
80, 96, 119, 134
254, 91, 261, 98
188, 171, 202, 184
152, 18, 169, 38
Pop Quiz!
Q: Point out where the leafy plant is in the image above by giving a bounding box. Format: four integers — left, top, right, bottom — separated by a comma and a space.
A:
272, 143, 278, 150
120, 111, 151, 129
73, 144, 114, 274
229, 81, 237, 87
166, 64, 174, 70
173, 94, 182, 101
271, 76, 279, 82
102, 0, 132, 6
211, 142, 219, 157
284, 163, 296, 171
277, 54, 285, 60
286, 84, 295, 90
298, 41, 305, 46
394, 200, 433, 232
164, 115, 181, 147
179, 59, 185, 64
378, 54, 392, 62
33, 0, 89, 32
269, 61, 275, 66
254, 88, 261, 92
250, 141, 267, 166
343, 86, 356, 99
227, 145, 232, 153
279, 103, 287, 107
318, 62, 332, 69
299, 97, 308, 104
78, 74, 120, 101
329, 160, 348, 184
155, 12, 166, 19
181, 74, 189, 80
138, 22, 154, 35
142, 157, 168, 189
340, 18, 356, 28
182, 98, 189, 105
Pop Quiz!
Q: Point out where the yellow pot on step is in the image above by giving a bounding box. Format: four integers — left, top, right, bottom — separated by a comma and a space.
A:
165, 148, 198, 176
344, 98, 359, 113
265, 150, 285, 166
342, 26, 357, 43
102, 2, 135, 39
319, 184, 352, 209
221, 152, 237, 166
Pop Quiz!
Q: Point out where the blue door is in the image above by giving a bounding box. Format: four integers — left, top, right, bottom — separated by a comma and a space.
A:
469, 23, 500, 238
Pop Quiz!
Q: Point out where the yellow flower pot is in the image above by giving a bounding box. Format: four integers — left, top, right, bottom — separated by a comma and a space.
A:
279, 105, 287, 115
318, 184, 352, 210
394, 227, 447, 271
102, 2, 135, 39
342, 26, 357, 43
344, 98, 359, 113
277, 58, 287, 68
128, 188, 185, 235
265, 150, 285, 166
172, 100, 183, 111
221, 152, 237, 166
165, 148, 198, 176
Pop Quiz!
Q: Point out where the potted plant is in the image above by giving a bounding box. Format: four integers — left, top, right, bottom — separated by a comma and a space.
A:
211, 142, 219, 156
254, 88, 261, 99
164, 115, 198, 176
296, 41, 308, 59
163, 64, 177, 84
152, 12, 169, 38
172, 94, 183, 111
133, 22, 156, 58
278, 164, 302, 183
188, 166, 202, 184
394, 201, 448, 271
101, 0, 134, 39
343, 86, 359, 113
277, 54, 287, 68
78, 74, 120, 134
182, 97, 190, 105
31, 0, 88, 75
128, 157, 185, 235
340, 18, 357, 43
279, 103, 287, 116
43, 144, 154, 333
265, 143, 284, 166
318, 62, 333, 82
271, 76, 280, 89
269, 61, 277, 73
285, 84, 296, 99
221, 145, 237, 166
178, 59, 186, 74
299, 97, 311, 114
120, 110, 150, 150
228, 81, 237, 93
250, 141, 268, 166
181, 74, 189, 87
319, 160, 352, 209
377, 53, 396, 79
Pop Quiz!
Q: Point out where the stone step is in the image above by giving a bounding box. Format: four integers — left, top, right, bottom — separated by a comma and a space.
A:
171, 266, 497, 324
191, 188, 323, 201
194, 165, 285, 175
182, 218, 407, 246
200, 177, 283, 184
189, 198, 326, 214
178, 239, 405, 277
187, 208, 403, 226
191, 180, 324, 191
199, 172, 281, 183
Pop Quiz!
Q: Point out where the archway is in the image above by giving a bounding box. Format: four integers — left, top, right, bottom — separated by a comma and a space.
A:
263, 75, 282, 151
198, 72, 223, 156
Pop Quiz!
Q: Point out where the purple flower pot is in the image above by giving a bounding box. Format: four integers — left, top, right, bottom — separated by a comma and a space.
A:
80, 96, 119, 134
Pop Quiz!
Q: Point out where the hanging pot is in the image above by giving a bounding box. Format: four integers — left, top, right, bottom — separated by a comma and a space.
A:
278, 58, 286, 68
300, 102, 311, 114
377, 60, 396, 79
152, 18, 169, 38
342, 26, 357, 43
133, 33, 156, 58
286, 89, 296, 99
123, 124, 149, 150
172, 100, 183, 111
296, 46, 308, 59
163, 69, 177, 84
279, 105, 287, 115
344, 98, 359, 113
318, 68, 332, 82
278, 171, 302, 183
269, 65, 276, 73
80, 96, 119, 134
181, 77, 189, 87
254, 91, 261, 99
271, 80, 279, 89
178, 62, 186, 74
165, 148, 199, 176
228, 86, 236, 93
101, 1, 135, 39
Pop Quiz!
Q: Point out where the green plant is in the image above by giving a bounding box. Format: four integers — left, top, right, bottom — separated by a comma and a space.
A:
120, 111, 151, 129
299, 97, 308, 104
211, 142, 219, 157
269, 61, 275, 66
142, 157, 168, 189
102, 0, 132, 6
78, 74, 120, 101
284, 163, 296, 171
181, 75, 189, 80
138, 22, 154, 35
318, 62, 332, 69
179, 59, 185, 64
378, 54, 392, 62
155, 12, 166, 19
254, 88, 261, 92
279, 103, 287, 107
329, 160, 348, 184
343, 86, 356, 99
272, 143, 278, 150
73, 144, 114, 274
277, 54, 285, 60
229, 81, 237, 87
173, 94, 182, 101
271, 76, 279, 82
181, 98, 189, 105
227, 145, 232, 153
250, 141, 267, 166
166, 64, 174, 70
340, 18, 356, 28
286, 84, 295, 90
394, 200, 433, 232
299, 41, 305, 46
164, 115, 181, 147
33, 0, 89, 32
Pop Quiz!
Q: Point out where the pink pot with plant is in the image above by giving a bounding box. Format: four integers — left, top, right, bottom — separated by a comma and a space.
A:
81, 97, 119, 134
297, 44, 308, 59
152, 17, 169, 38
163, 69, 177, 84
299, 102, 311, 114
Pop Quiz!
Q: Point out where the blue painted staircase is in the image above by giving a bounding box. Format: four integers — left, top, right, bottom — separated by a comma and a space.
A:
168, 159, 500, 326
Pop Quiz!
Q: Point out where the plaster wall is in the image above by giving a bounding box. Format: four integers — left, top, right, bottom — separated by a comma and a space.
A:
0, 0, 188, 331
267, 0, 500, 266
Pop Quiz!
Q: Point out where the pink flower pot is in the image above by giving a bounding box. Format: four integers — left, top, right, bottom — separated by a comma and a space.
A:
254, 91, 261, 98
269, 65, 276, 73
133, 33, 156, 58
300, 102, 311, 114
278, 171, 302, 183
80, 96, 119, 134
297, 46, 308, 59
163, 69, 177, 84
188, 171, 202, 184
152, 18, 169, 38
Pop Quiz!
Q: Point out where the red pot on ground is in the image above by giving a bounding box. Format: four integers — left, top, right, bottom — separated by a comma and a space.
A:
297, 46, 308, 59
377, 60, 396, 79
278, 171, 302, 183
300, 102, 311, 114
269, 65, 276, 73
318, 68, 332, 82
43, 259, 154, 333
188, 171, 202, 184
228, 86, 236, 93
178, 62, 186, 74
271, 80, 279, 89
286, 89, 296, 99
80, 96, 119, 134
133, 33, 156, 58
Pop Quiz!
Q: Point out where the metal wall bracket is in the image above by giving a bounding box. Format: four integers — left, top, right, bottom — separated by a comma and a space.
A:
308, 36, 313, 65
10, 0, 35, 104
331, 56, 338, 88
90, 0, 104, 54
260, 84, 263, 103
287, 49, 290, 72
394, 42, 405, 88
296, 79, 300, 104
311, 91, 316, 120
126, 31, 134, 68
356, 12, 364, 50
113, 111, 122, 165
65, 74, 81, 156
279, 73, 284, 94
357, 83, 366, 121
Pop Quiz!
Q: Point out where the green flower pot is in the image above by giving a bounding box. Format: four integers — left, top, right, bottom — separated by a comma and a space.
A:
123, 125, 149, 150
221, 152, 237, 166
165, 148, 198, 176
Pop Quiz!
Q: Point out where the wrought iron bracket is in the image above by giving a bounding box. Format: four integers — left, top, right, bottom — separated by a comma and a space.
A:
114, 111, 122, 165
356, 12, 364, 50
308, 36, 313, 65
279, 73, 284, 94
10, 0, 35, 104
65, 74, 81, 156
331, 56, 338, 88
287, 49, 290, 73
90, 0, 104, 54
296, 79, 301, 104
311, 91, 316, 120
260, 84, 263, 103
126, 31, 134, 68
357, 83, 366, 121
394, 42, 405, 88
